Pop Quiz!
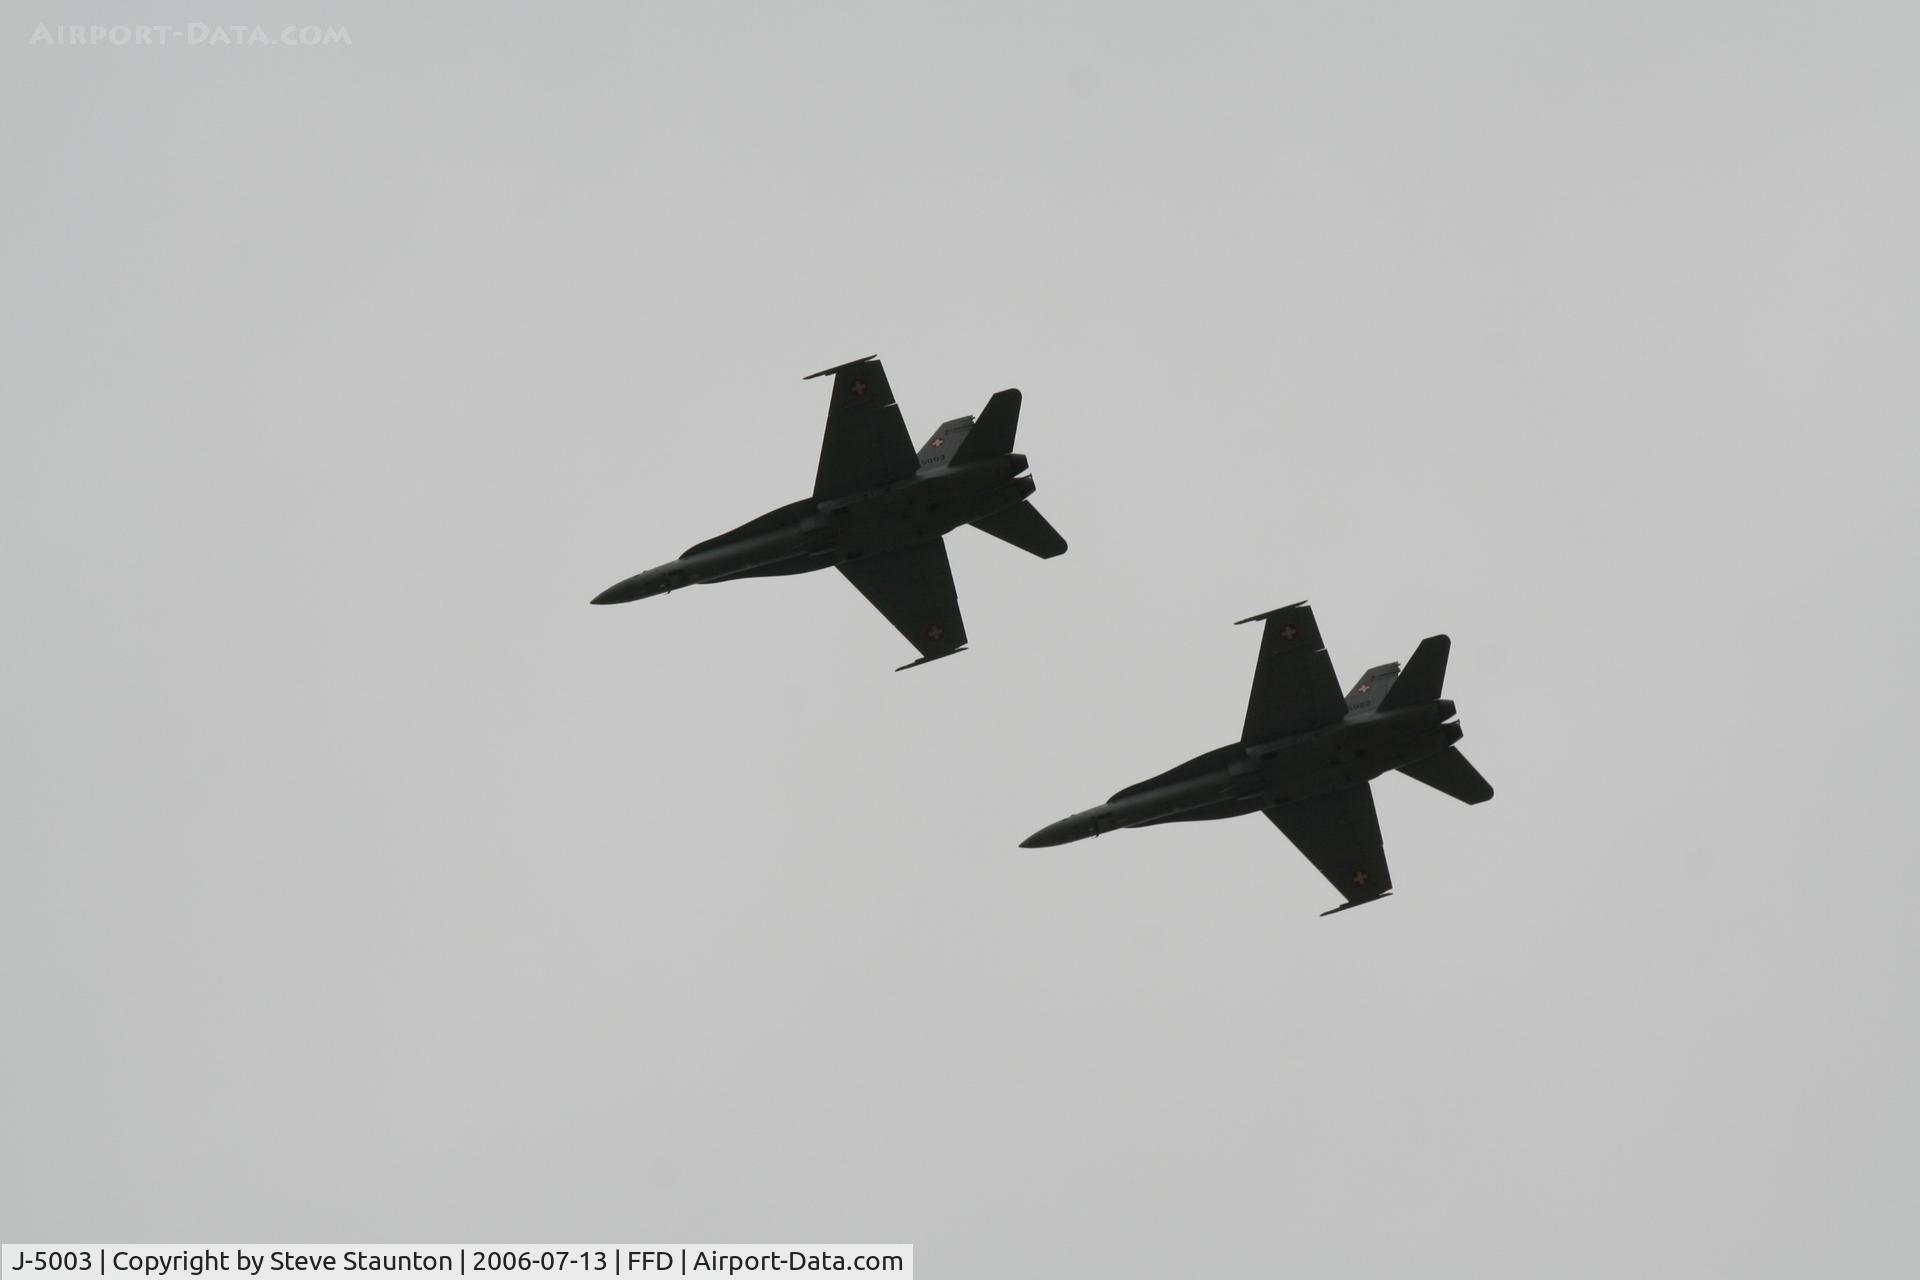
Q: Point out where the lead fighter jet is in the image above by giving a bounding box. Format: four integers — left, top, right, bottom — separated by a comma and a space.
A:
1020, 603, 1493, 915
592, 356, 1066, 669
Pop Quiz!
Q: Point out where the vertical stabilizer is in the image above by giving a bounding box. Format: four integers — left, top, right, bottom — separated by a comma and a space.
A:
1376, 635, 1449, 710
917, 416, 974, 467
1345, 663, 1401, 713
949, 389, 1021, 463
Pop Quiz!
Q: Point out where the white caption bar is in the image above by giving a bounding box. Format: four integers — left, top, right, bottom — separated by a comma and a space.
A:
0, 1248, 911, 1280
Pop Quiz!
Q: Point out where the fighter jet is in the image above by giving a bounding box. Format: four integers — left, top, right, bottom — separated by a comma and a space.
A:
1020, 602, 1492, 915
591, 356, 1066, 669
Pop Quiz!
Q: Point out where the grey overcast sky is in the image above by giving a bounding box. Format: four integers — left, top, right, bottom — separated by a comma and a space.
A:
5, 2, 1917, 1274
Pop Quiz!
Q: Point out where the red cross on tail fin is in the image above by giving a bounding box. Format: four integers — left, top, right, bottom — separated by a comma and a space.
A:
917, 415, 974, 467
1345, 662, 1401, 713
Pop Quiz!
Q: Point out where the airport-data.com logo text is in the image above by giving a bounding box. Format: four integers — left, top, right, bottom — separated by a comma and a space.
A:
28, 22, 351, 48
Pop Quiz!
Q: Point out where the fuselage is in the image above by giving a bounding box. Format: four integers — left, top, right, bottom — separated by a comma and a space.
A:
1020, 702, 1463, 848
593, 453, 1032, 605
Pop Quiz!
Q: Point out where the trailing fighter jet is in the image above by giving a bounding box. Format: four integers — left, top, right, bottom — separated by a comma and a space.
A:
591, 356, 1066, 669
1020, 602, 1492, 915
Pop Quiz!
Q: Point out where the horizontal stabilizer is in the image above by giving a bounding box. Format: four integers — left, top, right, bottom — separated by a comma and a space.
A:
1376, 635, 1449, 711
972, 500, 1067, 559
950, 389, 1020, 463
1397, 746, 1493, 804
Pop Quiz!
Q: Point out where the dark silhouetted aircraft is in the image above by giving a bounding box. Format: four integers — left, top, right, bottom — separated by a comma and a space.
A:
592, 356, 1066, 669
1020, 602, 1492, 915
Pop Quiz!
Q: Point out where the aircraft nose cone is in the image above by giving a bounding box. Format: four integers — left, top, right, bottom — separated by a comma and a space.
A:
1020, 816, 1083, 848
591, 575, 647, 605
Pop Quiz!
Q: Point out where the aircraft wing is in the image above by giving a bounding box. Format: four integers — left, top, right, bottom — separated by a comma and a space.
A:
806, 356, 921, 498
1264, 784, 1393, 910
837, 540, 969, 669
1237, 602, 1348, 743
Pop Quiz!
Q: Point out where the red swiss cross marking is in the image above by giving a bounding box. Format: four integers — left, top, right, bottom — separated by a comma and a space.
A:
927, 623, 945, 642
1353, 870, 1369, 886
850, 379, 868, 396
931, 436, 945, 448
1357, 683, 1371, 694
1278, 624, 1299, 641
